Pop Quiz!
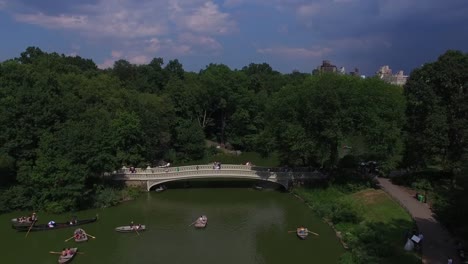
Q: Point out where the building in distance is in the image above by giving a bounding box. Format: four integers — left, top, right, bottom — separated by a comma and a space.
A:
376, 65, 408, 86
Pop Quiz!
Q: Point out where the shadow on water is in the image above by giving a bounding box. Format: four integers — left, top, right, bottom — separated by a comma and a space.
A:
153, 179, 286, 191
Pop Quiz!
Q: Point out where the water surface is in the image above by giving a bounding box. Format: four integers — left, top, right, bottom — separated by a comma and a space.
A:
0, 188, 344, 264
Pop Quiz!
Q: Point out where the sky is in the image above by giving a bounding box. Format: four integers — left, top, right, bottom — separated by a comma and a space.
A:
0, 0, 467, 75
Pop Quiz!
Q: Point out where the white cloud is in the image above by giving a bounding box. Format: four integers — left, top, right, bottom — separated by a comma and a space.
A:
257, 46, 332, 58
15, 13, 88, 29
178, 33, 222, 51
11, 0, 232, 67
171, 0, 237, 34
128, 55, 150, 65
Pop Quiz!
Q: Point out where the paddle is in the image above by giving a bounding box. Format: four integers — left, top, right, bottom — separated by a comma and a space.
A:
307, 231, 319, 236
49, 251, 85, 255
25, 219, 36, 238
85, 233, 96, 239
188, 220, 198, 227
134, 228, 140, 236
287, 230, 296, 233
64, 236, 75, 242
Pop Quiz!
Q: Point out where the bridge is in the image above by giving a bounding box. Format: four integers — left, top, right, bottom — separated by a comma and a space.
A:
111, 164, 327, 191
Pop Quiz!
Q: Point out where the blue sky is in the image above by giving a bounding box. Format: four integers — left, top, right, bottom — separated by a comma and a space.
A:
0, 0, 467, 75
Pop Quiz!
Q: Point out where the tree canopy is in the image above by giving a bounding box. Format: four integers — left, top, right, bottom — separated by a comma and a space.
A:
1, 46, 463, 213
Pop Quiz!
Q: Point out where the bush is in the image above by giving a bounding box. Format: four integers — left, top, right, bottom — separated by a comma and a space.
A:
44, 201, 68, 214
93, 187, 121, 208
0, 186, 32, 213
345, 223, 392, 263
331, 199, 362, 224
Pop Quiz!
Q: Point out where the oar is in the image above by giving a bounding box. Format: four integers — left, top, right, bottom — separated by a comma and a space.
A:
134, 228, 140, 236
287, 230, 296, 233
25, 220, 36, 238
49, 251, 85, 255
307, 231, 319, 236
85, 233, 96, 239
64, 236, 75, 242
188, 220, 197, 227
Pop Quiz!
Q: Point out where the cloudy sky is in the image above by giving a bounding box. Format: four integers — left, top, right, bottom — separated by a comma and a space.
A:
0, 0, 467, 75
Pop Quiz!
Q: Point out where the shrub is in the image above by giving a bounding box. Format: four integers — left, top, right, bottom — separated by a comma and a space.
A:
93, 187, 121, 208
331, 199, 362, 224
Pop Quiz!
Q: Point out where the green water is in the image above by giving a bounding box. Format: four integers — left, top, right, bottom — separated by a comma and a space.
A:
0, 188, 344, 264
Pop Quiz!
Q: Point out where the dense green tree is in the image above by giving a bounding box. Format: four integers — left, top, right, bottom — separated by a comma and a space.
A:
404, 50, 468, 179
266, 74, 405, 168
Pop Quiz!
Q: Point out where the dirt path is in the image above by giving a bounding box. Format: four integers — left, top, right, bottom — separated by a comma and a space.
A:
377, 177, 459, 264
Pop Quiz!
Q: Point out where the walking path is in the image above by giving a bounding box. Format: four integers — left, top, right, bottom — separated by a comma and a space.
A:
377, 177, 459, 264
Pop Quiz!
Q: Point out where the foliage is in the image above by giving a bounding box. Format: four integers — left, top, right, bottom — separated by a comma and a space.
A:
295, 187, 419, 264
265, 74, 406, 169
404, 50, 468, 178
0, 45, 465, 228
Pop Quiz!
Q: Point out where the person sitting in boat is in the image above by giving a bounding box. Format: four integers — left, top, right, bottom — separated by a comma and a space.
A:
66, 248, 72, 255
130, 221, 134, 228
62, 248, 67, 256
31, 212, 37, 221
136, 224, 142, 230
69, 217, 78, 225
48, 220, 56, 228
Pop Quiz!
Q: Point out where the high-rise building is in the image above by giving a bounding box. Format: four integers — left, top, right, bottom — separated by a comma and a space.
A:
376, 65, 408, 86
314, 60, 337, 74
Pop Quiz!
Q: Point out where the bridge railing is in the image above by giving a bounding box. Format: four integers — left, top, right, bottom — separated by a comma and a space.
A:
117, 164, 320, 174
112, 169, 327, 181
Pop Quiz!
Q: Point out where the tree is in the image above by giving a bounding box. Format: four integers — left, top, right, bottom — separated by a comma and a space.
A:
164, 59, 185, 81
404, 50, 468, 180
265, 74, 406, 168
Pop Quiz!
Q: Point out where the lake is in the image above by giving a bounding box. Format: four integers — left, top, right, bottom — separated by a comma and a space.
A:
1, 187, 345, 263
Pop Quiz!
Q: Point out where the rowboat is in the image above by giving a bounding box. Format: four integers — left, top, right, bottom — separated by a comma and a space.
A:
13, 216, 97, 232
254, 185, 263, 190
296, 227, 308, 239
74, 228, 88, 242
115, 225, 146, 232
58, 248, 77, 264
155, 185, 167, 192
194, 215, 208, 228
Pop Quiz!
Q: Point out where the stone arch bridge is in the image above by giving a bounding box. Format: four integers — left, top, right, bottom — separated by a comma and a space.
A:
111, 164, 327, 191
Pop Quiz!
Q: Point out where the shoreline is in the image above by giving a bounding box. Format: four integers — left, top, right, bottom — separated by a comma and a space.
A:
291, 191, 349, 249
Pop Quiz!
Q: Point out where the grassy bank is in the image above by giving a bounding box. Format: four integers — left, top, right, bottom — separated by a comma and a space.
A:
294, 186, 420, 264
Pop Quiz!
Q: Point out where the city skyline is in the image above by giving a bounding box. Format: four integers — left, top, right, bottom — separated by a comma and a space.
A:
0, 0, 467, 75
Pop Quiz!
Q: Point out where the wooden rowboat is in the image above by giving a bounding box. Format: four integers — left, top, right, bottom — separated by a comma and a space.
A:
253, 185, 263, 190
74, 228, 88, 242
194, 215, 208, 229
296, 227, 308, 240
155, 185, 167, 192
58, 248, 78, 263
115, 225, 146, 232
